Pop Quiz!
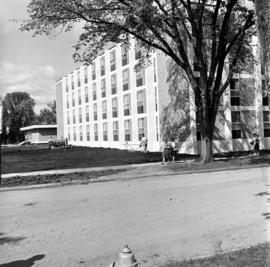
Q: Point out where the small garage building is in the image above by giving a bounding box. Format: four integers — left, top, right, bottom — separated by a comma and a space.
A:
20, 125, 57, 144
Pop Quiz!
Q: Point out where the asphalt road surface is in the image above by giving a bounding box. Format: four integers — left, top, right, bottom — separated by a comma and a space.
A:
0, 166, 269, 266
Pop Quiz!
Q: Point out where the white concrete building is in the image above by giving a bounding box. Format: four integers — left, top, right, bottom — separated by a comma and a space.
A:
56, 39, 270, 153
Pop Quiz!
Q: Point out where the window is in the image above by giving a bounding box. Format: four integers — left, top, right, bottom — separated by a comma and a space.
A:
65, 77, 68, 92
113, 121, 119, 141
123, 69, 130, 91
137, 90, 146, 114
73, 109, 76, 124
77, 71, 81, 88
230, 78, 240, 106
100, 56, 105, 76
103, 122, 108, 141
72, 92, 75, 107
84, 66, 88, 84
112, 97, 118, 118
111, 74, 117, 95
78, 89, 82, 105
86, 125, 90, 141
79, 107, 82, 123
136, 69, 145, 87
196, 111, 201, 141
102, 100, 107, 119
156, 116, 159, 141
67, 111, 70, 125
153, 58, 157, 82
93, 103, 98, 121
154, 87, 158, 112
94, 123, 98, 141
85, 86, 89, 103
231, 111, 241, 139
86, 106, 89, 122
79, 126, 83, 141
124, 120, 132, 141
110, 50, 116, 71
92, 83, 97, 101
193, 56, 200, 71
135, 41, 142, 60
71, 74, 74, 90
101, 78, 106, 98
123, 94, 131, 116
121, 45, 129, 66
262, 80, 269, 106
138, 118, 147, 141
66, 98, 69, 109
263, 111, 270, 137
73, 126, 76, 141
92, 62, 96, 80
68, 128, 71, 141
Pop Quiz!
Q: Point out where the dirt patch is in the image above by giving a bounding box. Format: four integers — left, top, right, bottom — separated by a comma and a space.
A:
1, 169, 127, 187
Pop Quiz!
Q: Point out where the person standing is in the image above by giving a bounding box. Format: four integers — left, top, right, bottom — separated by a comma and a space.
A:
140, 134, 148, 153
251, 133, 260, 155
170, 138, 177, 163
161, 139, 170, 164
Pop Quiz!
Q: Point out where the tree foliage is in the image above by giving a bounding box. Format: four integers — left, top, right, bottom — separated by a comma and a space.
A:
20, 0, 255, 162
254, 0, 270, 101
160, 59, 191, 143
36, 100, 56, 125
2, 92, 35, 143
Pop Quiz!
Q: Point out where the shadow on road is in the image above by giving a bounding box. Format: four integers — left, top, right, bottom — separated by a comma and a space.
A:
262, 213, 270, 220
0, 235, 26, 245
0, 255, 45, 267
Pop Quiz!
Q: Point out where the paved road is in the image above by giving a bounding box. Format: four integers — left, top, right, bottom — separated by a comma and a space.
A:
0, 167, 269, 266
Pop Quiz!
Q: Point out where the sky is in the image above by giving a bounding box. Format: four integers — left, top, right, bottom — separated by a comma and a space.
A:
0, 0, 81, 112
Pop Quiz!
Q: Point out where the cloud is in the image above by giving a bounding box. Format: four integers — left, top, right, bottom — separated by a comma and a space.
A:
0, 61, 58, 112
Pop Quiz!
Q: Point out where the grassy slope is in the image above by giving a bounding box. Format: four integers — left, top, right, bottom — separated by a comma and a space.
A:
161, 243, 270, 267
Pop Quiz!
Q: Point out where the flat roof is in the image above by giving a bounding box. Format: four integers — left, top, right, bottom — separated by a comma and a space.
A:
20, 125, 57, 131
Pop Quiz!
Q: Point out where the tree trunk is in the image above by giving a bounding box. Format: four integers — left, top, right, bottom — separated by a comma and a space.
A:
199, 82, 215, 163
200, 126, 213, 163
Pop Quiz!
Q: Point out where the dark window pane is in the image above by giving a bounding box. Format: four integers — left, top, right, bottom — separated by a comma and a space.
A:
231, 97, 240, 106
232, 130, 241, 139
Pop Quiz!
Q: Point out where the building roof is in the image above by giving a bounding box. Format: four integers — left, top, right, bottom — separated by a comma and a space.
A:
20, 125, 57, 131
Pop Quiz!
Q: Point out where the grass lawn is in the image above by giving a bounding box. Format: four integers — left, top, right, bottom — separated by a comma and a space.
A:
1, 145, 269, 175
1, 145, 163, 174
161, 243, 270, 267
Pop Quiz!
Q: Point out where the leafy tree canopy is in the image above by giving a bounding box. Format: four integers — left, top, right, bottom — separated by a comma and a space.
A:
35, 100, 56, 125
2, 92, 35, 142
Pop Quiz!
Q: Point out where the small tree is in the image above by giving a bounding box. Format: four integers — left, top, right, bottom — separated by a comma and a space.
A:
20, 0, 255, 162
2, 92, 35, 143
36, 100, 56, 125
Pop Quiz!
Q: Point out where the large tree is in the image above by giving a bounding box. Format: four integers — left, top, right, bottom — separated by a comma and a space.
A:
36, 100, 56, 125
20, 0, 255, 162
254, 0, 270, 103
2, 92, 35, 143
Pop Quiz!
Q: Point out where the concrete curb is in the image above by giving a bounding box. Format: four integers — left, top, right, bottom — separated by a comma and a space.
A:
1, 161, 161, 179
1, 163, 269, 192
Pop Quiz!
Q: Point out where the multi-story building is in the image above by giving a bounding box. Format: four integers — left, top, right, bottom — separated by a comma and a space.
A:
56, 38, 270, 153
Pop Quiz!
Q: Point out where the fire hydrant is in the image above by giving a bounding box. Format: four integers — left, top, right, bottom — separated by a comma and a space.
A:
110, 245, 138, 267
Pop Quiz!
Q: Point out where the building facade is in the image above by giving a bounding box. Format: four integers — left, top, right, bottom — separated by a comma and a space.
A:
56, 39, 270, 153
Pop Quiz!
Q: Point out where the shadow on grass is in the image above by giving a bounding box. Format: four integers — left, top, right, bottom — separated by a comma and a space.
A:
0, 236, 26, 245
0, 255, 45, 267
